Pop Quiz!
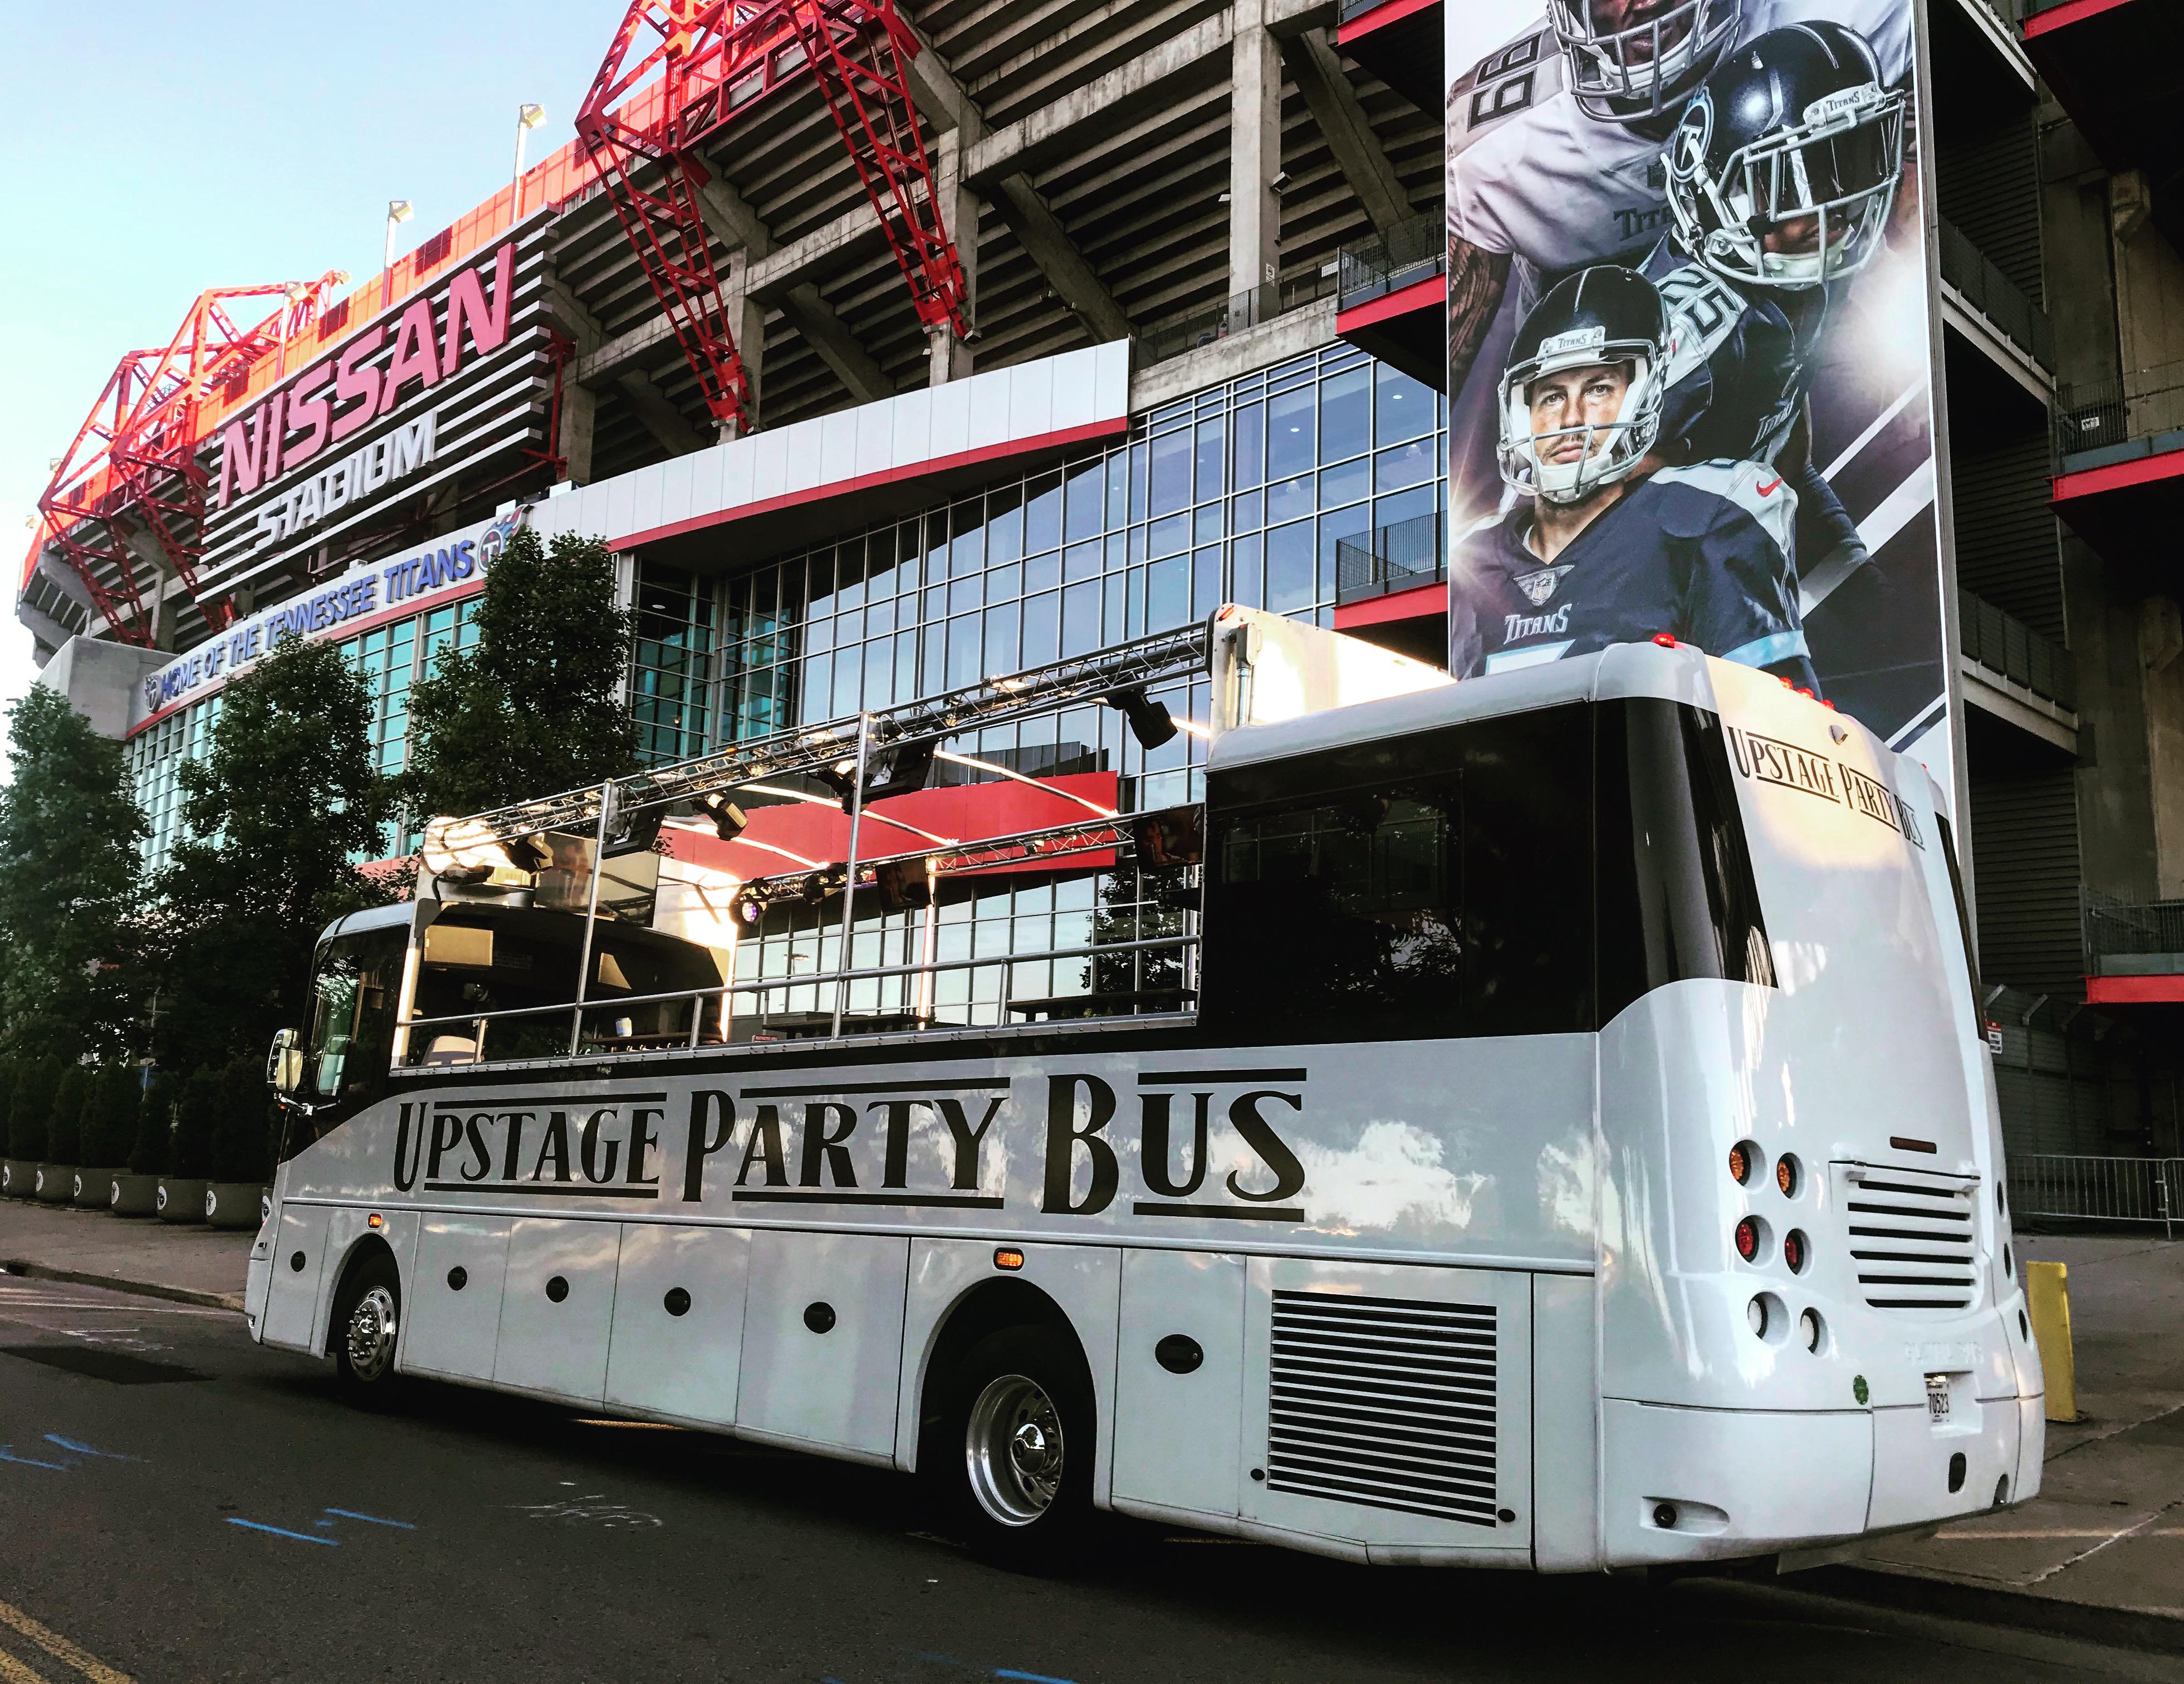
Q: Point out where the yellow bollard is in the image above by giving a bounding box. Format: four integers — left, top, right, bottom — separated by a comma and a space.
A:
2025, 1260, 2078, 1423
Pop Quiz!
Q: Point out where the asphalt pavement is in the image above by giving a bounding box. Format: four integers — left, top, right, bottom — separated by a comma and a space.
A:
0, 1277, 2171, 1684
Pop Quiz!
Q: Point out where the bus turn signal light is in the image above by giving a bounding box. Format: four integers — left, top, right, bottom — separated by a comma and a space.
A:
1735, 1217, 1761, 1262
368, 1213, 384, 1230
993, 1248, 1025, 1271
1728, 1142, 1754, 1185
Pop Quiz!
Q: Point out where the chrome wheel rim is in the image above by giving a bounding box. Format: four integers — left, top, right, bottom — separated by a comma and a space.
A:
346, 1285, 398, 1382
965, 1373, 1064, 1526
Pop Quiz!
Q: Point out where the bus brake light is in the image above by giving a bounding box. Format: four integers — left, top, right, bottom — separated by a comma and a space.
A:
1734, 1217, 1761, 1261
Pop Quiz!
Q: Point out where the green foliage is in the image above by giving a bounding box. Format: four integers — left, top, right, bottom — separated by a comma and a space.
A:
401, 527, 638, 819
6, 1058, 58, 1160
0, 686, 146, 1059
0, 1054, 14, 1157
128, 1074, 170, 1176
148, 634, 395, 1075
80, 1064, 139, 1167
46, 1064, 86, 1164
168, 1068, 218, 1179
209, 1058, 274, 1183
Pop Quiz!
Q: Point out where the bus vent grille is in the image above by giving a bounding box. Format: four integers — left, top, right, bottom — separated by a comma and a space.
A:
1265, 1290, 1497, 1527
1835, 1166, 1981, 1314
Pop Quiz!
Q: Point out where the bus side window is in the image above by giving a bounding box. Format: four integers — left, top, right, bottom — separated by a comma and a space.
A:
1201, 704, 1595, 1040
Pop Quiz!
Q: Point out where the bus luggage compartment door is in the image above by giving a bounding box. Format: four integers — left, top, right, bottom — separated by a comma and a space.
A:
405, 1213, 513, 1381
737, 1230, 909, 1461
261, 1203, 334, 1352
1110, 1249, 1247, 1524
494, 1218, 623, 1403
605, 1224, 751, 1426
1241, 1259, 1533, 1561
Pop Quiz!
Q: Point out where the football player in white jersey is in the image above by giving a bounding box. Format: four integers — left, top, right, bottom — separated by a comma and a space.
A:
1445, 0, 1913, 425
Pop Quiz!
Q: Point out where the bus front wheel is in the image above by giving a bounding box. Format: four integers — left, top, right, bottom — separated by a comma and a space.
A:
931, 1325, 1094, 1566
331, 1251, 404, 1407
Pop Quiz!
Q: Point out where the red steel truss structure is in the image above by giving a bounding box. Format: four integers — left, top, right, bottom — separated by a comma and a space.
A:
36, 275, 349, 647
577, 0, 971, 436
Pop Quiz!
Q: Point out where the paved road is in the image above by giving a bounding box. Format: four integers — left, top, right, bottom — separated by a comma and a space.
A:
0, 1276, 2162, 1684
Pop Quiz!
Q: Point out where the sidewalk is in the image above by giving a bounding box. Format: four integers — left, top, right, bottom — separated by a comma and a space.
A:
1838, 1233, 2184, 1645
1, 1198, 2179, 1646
0, 1197, 251, 1307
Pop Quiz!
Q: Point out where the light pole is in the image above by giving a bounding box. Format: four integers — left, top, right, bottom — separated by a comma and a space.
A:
513, 104, 546, 219
384, 199, 414, 275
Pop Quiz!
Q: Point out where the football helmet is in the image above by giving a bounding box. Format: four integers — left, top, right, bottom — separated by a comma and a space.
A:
1666, 22, 1908, 290
1548, 0, 1743, 125
1499, 266, 1671, 507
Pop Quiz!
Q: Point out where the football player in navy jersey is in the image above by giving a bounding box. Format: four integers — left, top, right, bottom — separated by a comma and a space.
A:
1646, 19, 1911, 589
1447, 266, 1818, 690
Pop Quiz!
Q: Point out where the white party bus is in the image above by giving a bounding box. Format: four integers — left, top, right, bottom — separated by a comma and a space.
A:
247, 608, 2041, 1572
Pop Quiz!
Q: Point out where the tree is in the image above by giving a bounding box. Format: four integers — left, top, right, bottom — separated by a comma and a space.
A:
128, 1074, 170, 1176
7, 1058, 58, 1161
0, 686, 146, 1059
402, 527, 638, 819
148, 634, 394, 1075
46, 1064, 86, 1165
169, 1068, 218, 1179
209, 1058, 275, 1183
80, 1064, 139, 1169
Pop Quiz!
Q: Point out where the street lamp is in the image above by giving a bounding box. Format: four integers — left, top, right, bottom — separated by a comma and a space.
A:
513, 104, 547, 218
384, 199, 414, 273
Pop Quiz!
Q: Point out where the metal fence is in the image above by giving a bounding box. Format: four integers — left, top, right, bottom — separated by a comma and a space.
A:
1336, 213, 1444, 315
1335, 511, 1446, 605
2082, 886, 2184, 973
1938, 218, 2055, 373
1958, 588, 2078, 710
1132, 272, 1340, 369
2007, 1154, 2182, 1237
2055, 358, 2184, 461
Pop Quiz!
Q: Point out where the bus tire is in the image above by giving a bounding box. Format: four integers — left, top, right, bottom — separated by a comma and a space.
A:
331, 1251, 404, 1408
929, 1324, 1094, 1568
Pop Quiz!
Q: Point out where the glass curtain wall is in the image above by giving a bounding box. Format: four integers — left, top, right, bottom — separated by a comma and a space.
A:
126, 693, 223, 874
711, 343, 1447, 1030
631, 561, 719, 766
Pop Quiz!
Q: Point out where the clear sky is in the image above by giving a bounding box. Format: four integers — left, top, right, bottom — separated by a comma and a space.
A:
0, 1, 621, 768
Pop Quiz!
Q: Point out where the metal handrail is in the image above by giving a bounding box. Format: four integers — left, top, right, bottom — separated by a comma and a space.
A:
1937, 217, 2054, 371
396, 932, 1200, 1061
1958, 588, 2077, 709
1336, 213, 1444, 315
2006, 1153, 2180, 1239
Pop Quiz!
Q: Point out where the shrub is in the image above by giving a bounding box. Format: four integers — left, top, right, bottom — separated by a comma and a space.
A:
128, 1075, 171, 1176
79, 1064, 139, 1168
208, 1059, 275, 1183
169, 1069, 219, 1180
46, 1064, 87, 1164
6, 1059, 58, 1160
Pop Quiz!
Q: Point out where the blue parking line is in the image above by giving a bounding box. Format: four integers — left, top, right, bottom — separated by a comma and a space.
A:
995, 1672, 1079, 1683
324, 1507, 415, 1529
227, 1517, 340, 1545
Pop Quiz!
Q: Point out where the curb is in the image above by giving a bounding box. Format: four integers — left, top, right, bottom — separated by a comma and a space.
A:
0, 1259, 244, 1314
1794, 1563, 2184, 1657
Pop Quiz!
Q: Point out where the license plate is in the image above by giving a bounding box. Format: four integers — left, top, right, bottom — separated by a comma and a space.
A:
1926, 1374, 1952, 1420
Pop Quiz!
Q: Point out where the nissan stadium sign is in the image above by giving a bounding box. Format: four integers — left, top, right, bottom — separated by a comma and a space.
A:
198, 231, 552, 591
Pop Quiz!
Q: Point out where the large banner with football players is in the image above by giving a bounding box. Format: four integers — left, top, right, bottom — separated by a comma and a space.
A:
1446, 0, 1951, 780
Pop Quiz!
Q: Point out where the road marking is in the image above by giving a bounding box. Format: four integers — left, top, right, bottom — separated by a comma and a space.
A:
224, 1519, 339, 1547
323, 1508, 414, 1529
0, 1598, 134, 1683
0, 1644, 47, 1683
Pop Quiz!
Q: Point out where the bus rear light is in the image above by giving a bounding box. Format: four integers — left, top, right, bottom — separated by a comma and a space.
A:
1728, 1141, 1756, 1185
1783, 1230, 1808, 1273
993, 1248, 1025, 1271
367, 1213, 384, 1230
1799, 1308, 1823, 1352
1652, 634, 1678, 648
1734, 1216, 1761, 1261
1775, 1154, 1800, 1197
1746, 1295, 1769, 1337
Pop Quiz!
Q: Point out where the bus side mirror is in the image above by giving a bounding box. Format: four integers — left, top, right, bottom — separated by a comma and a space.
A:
267, 1028, 304, 1096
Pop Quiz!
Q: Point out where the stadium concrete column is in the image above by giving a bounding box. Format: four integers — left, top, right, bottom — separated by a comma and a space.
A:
929, 131, 978, 387
724, 247, 767, 436
1228, 0, 1282, 305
